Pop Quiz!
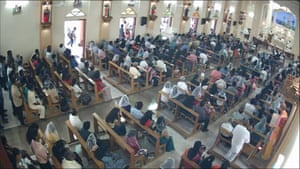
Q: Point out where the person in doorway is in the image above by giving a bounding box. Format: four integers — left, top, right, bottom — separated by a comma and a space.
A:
119, 24, 125, 39
67, 27, 76, 47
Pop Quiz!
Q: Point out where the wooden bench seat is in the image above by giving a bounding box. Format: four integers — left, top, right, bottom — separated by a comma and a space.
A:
119, 107, 166, 157
157, 90, 201, 138
65, 120, 105, 169
35, 75, 61, 115
92, 113, 146, 168
58, 54, 72, 75
53, 71, 79, 110
104, 61, 140, 94
74, 67, 107, 103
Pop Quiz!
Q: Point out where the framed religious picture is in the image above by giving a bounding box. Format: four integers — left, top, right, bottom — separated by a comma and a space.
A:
41, 4, 51, 25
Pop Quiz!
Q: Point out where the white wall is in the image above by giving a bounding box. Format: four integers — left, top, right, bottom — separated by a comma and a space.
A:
0, 1, 40, 59
1, 1, 299, 60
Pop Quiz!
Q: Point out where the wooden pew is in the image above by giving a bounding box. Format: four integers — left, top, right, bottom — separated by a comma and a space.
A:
178, 153, 201, 169
58, 54, 72, 75
208, 125, 256, 167
157, 90, 201, 138
42, 55, 55, 78
65, 120, 105, 169
74, 67, 105, 103
105, 61, 140, 94
23, 97, 40, 124
35, 75, 61, 115
53, 71, 78, 110
92, 113, 146, 168
119, 107, 166, 157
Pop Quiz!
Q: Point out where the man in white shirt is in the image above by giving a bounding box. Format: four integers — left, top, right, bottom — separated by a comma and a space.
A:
225, 120, 250, 162
71, 79, 82, 99
69, 109, 83, 130
177, 76, 188, 95
155, 60, 167, 72
199, 52, 208, 64
129, 62, 141, 79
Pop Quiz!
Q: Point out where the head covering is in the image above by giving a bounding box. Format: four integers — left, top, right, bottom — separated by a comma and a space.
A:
44, 121, 59, 141
119, 95, 130, 107
192, 86, 202, 98
87, 133, 97, 151
254, 116, 267, 133
169, 85, 180, 98
163, 81, 172, 89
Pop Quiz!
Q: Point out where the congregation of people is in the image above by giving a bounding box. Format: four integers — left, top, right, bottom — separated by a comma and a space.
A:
1, 29, 299, 169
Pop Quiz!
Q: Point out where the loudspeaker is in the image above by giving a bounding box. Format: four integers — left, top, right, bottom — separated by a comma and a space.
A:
233, 21, 237, 26
201, 18, 206, 25
141, 17, 147, 26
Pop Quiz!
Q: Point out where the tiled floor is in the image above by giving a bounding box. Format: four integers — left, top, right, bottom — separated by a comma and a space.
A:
0, 70, 263, 168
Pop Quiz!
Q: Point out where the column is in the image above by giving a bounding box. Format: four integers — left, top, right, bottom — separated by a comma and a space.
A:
292, 24, 299, 59
250, 1, 264, 39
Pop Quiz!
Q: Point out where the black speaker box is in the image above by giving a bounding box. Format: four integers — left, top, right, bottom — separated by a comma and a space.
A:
141, 17, 147, 26
201, 18, 206, 25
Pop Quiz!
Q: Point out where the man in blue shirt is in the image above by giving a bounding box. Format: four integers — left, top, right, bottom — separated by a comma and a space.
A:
130, 101, 144, 119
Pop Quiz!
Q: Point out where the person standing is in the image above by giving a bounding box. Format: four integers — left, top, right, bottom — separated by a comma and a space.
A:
119, 24, 125, 39
225, 119, 250, 162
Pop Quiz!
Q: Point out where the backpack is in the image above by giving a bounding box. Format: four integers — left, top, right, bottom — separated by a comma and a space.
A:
152, 76, 159, 86
79, 92, 91, 105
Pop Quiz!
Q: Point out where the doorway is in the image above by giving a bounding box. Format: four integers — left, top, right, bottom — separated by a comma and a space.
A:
119, 17, 136, 40
64, 19, 86, 59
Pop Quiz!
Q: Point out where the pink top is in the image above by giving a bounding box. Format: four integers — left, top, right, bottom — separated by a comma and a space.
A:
210, 70, 222, 83
31, 140, 49, 164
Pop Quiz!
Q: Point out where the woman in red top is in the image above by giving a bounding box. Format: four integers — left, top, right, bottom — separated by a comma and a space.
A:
93, 70, 105, 91
182, 140, 206, 168
140, 110, 154, 128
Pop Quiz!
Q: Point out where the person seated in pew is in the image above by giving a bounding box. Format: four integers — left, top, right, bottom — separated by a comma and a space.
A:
70, 55, 78, 68
52, 139, 83, 166
87, 65, 96, 78
62, 149, 82, 169
140, 110, 155, 128
71, 79, 83, 99
62, 71, 72, 86
182, 140, 206, 168
225, 119, 251, 162
130, 101, 144, 120
44, 80, 60, 104
152, 116, 175, 152
190, 74, 200, 91
199, 155, 216, 169
78, 58, 85, 70
193, 100, 211, 132
210, 66, 222, 83
69, 108, 83, 130
105, 107, 127, 136
126, 129, 142, 154
26, 83, 46, 119
129, 62, 145, 87
177, 76, 189, 95
80, 121, 111, 160
231, 106, 247, 121
44, 121, 60, 155
92, 70, 103, 90
160, 81, 173, 109
119, 95, 131, 112
26, 123, 53, 169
